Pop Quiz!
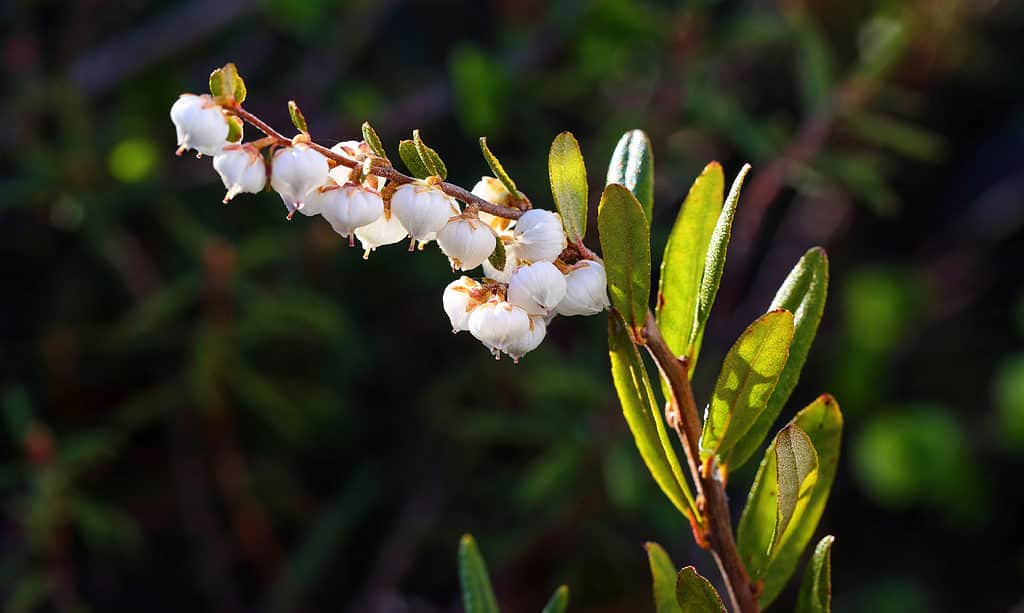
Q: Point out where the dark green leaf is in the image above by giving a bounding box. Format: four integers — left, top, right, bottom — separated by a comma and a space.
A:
609, 315, 696, 520
398, 140, 432, 179
479, 137, 518, 195
540, 585, 569, 613
738, 394, 843, 607
726, 247, 829, 470
796, 535, 834, 613
488, 240, 506, 271
699, 310, 794, 464
458, 534, 500, 613
361, 121, 387, 160
645, 542, 681, 613
599, 184, 651, 340
675, 567, 726, 613
413, 129, 447, 179
691, 164, 751, 369
606, 129, 655, 222
288, 100, 308, 134
226, 116, 243, 143
549, 132, 588, 243
656, 162, 724, 365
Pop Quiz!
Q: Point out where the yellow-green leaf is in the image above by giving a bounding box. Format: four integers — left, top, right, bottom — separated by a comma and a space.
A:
480, 137, 518, 196
226, 115, 243, 143
540, 585, 569, 613
738, 394, 843, 607
209, 67, 225, 97
413, 129, 447, 180
549, 132, 588, 243
361, 121, 387, 160
676, 567, 726, 613
288, 100, 308, 134
458, 534, 500, 613
772, 425, 818, 552
398, 139, 431, 179
607, 129, 654, 222
690, 164, 751, 370
232, 72, 246, 103
699, 310, 794, 463
599, 184, 651, 340
609, 315, 696, 520
796, 535, 834, 613
656, 162, 724, 367
726, 247, 829, 470
645, 542, 681, 613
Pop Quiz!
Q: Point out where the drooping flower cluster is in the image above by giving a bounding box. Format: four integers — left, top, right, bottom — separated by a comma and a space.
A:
171, 87, 609, 362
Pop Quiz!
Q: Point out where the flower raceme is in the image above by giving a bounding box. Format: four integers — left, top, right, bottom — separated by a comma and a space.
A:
170, 83, 610, 362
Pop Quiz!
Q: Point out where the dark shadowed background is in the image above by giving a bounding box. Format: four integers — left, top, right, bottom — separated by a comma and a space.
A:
2, 0, 1023, 611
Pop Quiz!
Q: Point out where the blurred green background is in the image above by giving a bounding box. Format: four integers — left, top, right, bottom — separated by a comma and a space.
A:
2, 0, 1024, 611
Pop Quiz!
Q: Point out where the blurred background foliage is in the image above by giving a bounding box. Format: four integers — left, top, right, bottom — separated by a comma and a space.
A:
1, 0, 1023, 611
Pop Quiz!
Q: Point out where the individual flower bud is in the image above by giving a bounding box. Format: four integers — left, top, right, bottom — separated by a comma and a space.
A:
471, 177, 515, 232
508, 261, 567, 316
481, 242, 519, 282
442, 276, 484, 333
271, 144, 329, 218
390, 182, 459, 242
329, 141, 385, 190
436, 213, 497, 271
468, 298, 531, 359
512, 209, 567, 262
319, 184, 384, 240
354, 211, 408, 257
505, 316, 547, 363
556, 260, 610, 316
170, 94, 230, 157
212, 144, 266, 203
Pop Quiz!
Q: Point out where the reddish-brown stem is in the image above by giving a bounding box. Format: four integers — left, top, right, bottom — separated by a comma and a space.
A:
229, 105, 525, 220
643, 311, 759, 613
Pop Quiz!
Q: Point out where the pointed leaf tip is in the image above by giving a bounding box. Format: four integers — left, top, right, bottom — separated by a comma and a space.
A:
607, 129, 655, 222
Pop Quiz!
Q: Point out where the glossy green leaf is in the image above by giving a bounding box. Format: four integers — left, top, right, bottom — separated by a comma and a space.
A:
226, 116, 243, 143
699, 310, 794, 463
413, 129, 447, 179
549, 132, 588, 242
479, 137, 518, 195
691, 164, 751, 369
488, 240, 506, 271
361, 121, 387, 160
606, 129, 655, 221
738, 394, 843, 607
288, 100, 308, 134
726, 247, 829, 470
645, 542, 681, 613
398, 140, 431, 179
458, 534, 500, 613
609, 315, 697, 519
656, 162, 724, 365
796, 535, 834, 613
540, 585, 569, 613
599, 184, 651, 340
676, 567, 726, 613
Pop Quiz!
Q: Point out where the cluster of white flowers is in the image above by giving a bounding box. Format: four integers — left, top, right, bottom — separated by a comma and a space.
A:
171, 94, 610, 362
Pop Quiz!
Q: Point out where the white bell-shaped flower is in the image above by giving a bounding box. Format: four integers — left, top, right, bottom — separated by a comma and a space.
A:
354, 211, 408, 257
271, 144, 329, 217
328, 141, 385, 190
507, 261, 567, 316
471, 177, 516, 233
436, 214, 497, 271
212, 145, 265, 203
468, 298, 532, 359
319, 184, 384, 240
505, 316, 547, 363
442, 277, 484, 333
390, 182, 459, 242
556, 260, 610, 316
481, 241, 519, 282
170, 94, 230, 157
512, 209, 567, 262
